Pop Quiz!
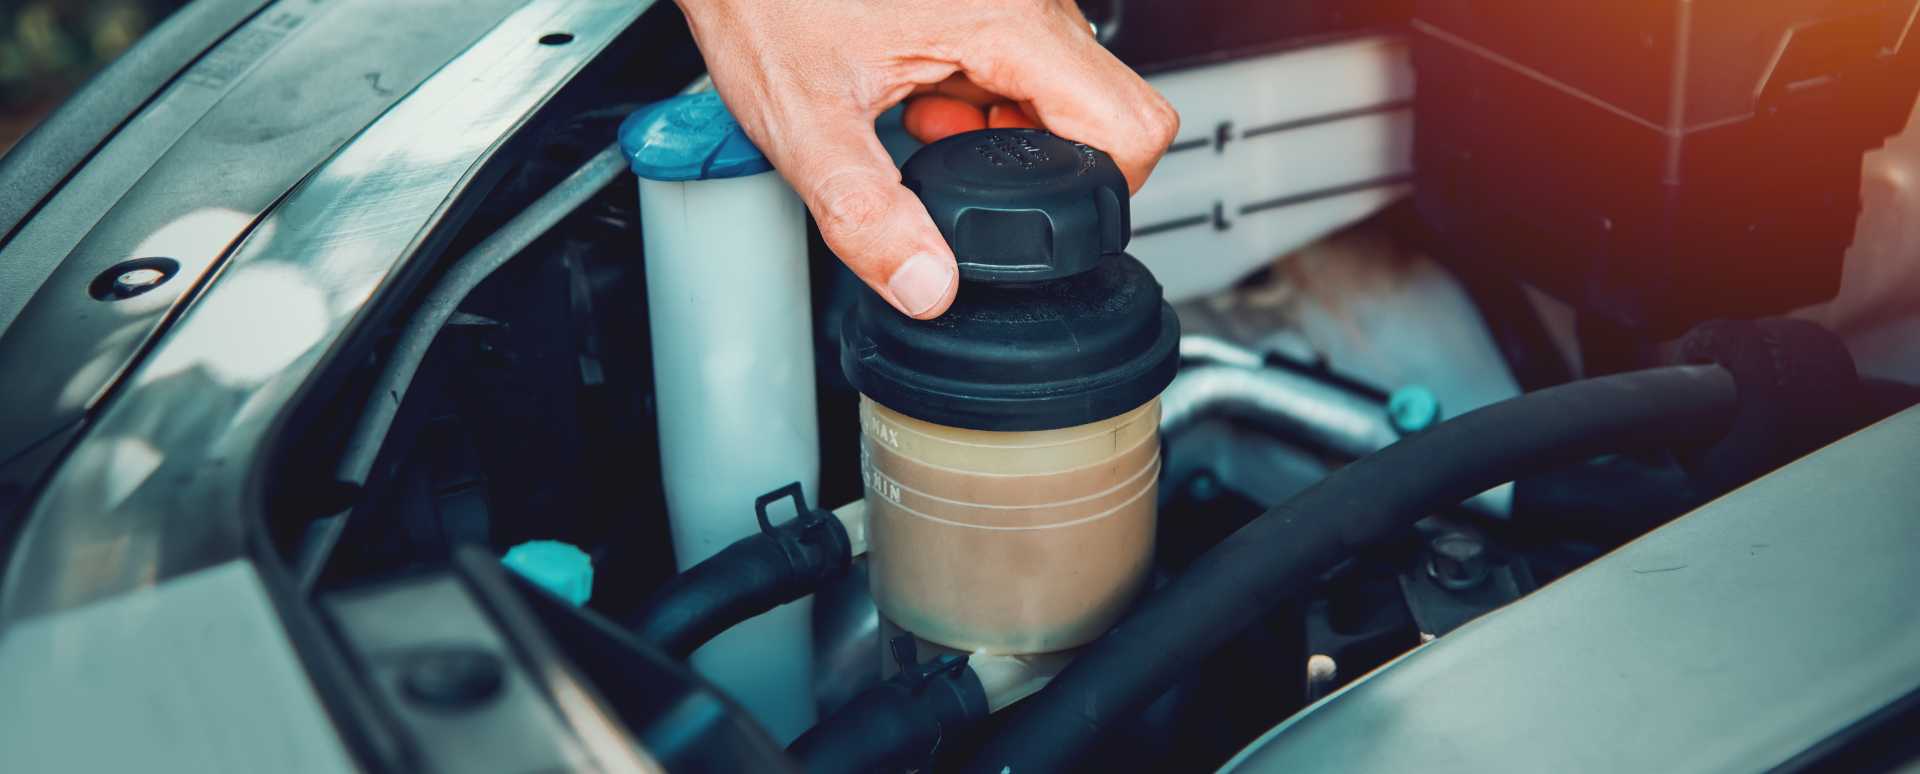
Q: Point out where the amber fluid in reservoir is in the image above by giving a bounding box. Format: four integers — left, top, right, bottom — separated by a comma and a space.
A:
860, 396, 1160, 654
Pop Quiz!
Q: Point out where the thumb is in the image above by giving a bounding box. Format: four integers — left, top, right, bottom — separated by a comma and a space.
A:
775, 118, 958, 319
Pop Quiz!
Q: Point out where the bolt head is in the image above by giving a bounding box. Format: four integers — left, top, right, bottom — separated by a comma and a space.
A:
1188, 472, 1220, 502
401, 645, 504, 711
1429, 531, 1483, 563
1426, 530, 1489, 591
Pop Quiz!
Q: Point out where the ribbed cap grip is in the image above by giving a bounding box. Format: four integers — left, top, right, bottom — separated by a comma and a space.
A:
901, 129, 1129, 283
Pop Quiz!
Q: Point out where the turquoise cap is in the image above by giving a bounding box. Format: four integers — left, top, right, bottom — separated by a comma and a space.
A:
501, 540, 594, 607
619, 91, 774, 181
1387, 385, 1442, 435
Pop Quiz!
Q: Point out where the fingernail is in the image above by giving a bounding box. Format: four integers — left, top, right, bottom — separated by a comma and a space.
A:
888, 253, 954, 317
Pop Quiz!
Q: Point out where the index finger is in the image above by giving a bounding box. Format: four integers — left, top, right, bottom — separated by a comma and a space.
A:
957, 7, 1179, 192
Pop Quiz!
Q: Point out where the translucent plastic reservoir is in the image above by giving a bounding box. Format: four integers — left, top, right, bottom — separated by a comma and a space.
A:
860, 396, 1161, 654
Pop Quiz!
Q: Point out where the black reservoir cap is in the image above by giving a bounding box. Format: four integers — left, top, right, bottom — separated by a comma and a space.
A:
843, 130, 1177, 431
902, 129, 1130, 283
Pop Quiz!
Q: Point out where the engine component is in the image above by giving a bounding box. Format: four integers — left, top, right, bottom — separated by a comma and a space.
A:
1161, 342, 1513, 517
1160, 362, 1399, 453
334, 144, 630, 490
1413, 0, 1920, 334
326, 549, 699, 774
1673, 318, 1866, 489
482, 546, 801, 774
859, 395, 1161, 654
1132, 35, 1414, 302
968, 363, 1746, 772
842, 129, 1180, 655
1090, 0, 1410, 74
502, 540, 596, 607
1220, 404, 1920, 774
623, 90, 820, 741
795, 628, 1077, 774
790, 636, 991, 774
626, 484, 855, 659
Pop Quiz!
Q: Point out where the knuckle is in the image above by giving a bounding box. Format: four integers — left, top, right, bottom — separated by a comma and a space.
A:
960, 0, 1041, 43
1145, 96, 1181, 147
814, 174, 891, 241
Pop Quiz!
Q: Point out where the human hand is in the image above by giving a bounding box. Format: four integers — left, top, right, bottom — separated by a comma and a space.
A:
675, 0, 1179, 318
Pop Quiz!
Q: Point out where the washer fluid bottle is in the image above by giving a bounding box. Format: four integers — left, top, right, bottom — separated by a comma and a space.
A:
842, 129, 1180, 655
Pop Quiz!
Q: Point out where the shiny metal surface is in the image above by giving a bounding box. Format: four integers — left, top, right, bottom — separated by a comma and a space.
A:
1173, 227, 1522, 429
1160, 360, 1512, 516
0, 560, 355, 773
1161, 364, 1401, 454
0, 0, 525, 469
0, 0, 270, 325
1224, 406, 1920, 774
1178, 334, 1268, 369
0, 0, 656, 621
0, 422, 80, 531
326, 570, 662, 774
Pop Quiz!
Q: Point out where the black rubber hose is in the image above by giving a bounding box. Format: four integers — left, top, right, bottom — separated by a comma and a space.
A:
1864, 377, 1920, 423
790, 637, 990, 774
626, 484, 852, 658
1512, 455, 1711, 542
966, 365, 1741, 773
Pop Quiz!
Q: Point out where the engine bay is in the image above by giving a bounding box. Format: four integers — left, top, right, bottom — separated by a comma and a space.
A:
3, 1, 1920, 772
281, 19, 1920, 770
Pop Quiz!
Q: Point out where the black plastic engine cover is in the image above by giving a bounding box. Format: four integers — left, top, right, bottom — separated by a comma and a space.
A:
1413, 0, 1920, 335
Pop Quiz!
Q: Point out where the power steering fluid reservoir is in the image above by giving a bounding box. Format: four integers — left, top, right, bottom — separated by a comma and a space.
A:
842, 129, 1180, 654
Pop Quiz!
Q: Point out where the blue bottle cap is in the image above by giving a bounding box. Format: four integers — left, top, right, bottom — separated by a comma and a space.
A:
619, 91, 774, 181
1387, 385, 1442, 436
501, 540, 594, 607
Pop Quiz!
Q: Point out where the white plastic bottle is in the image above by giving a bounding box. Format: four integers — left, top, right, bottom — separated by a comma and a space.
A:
621, 92, 818, 742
